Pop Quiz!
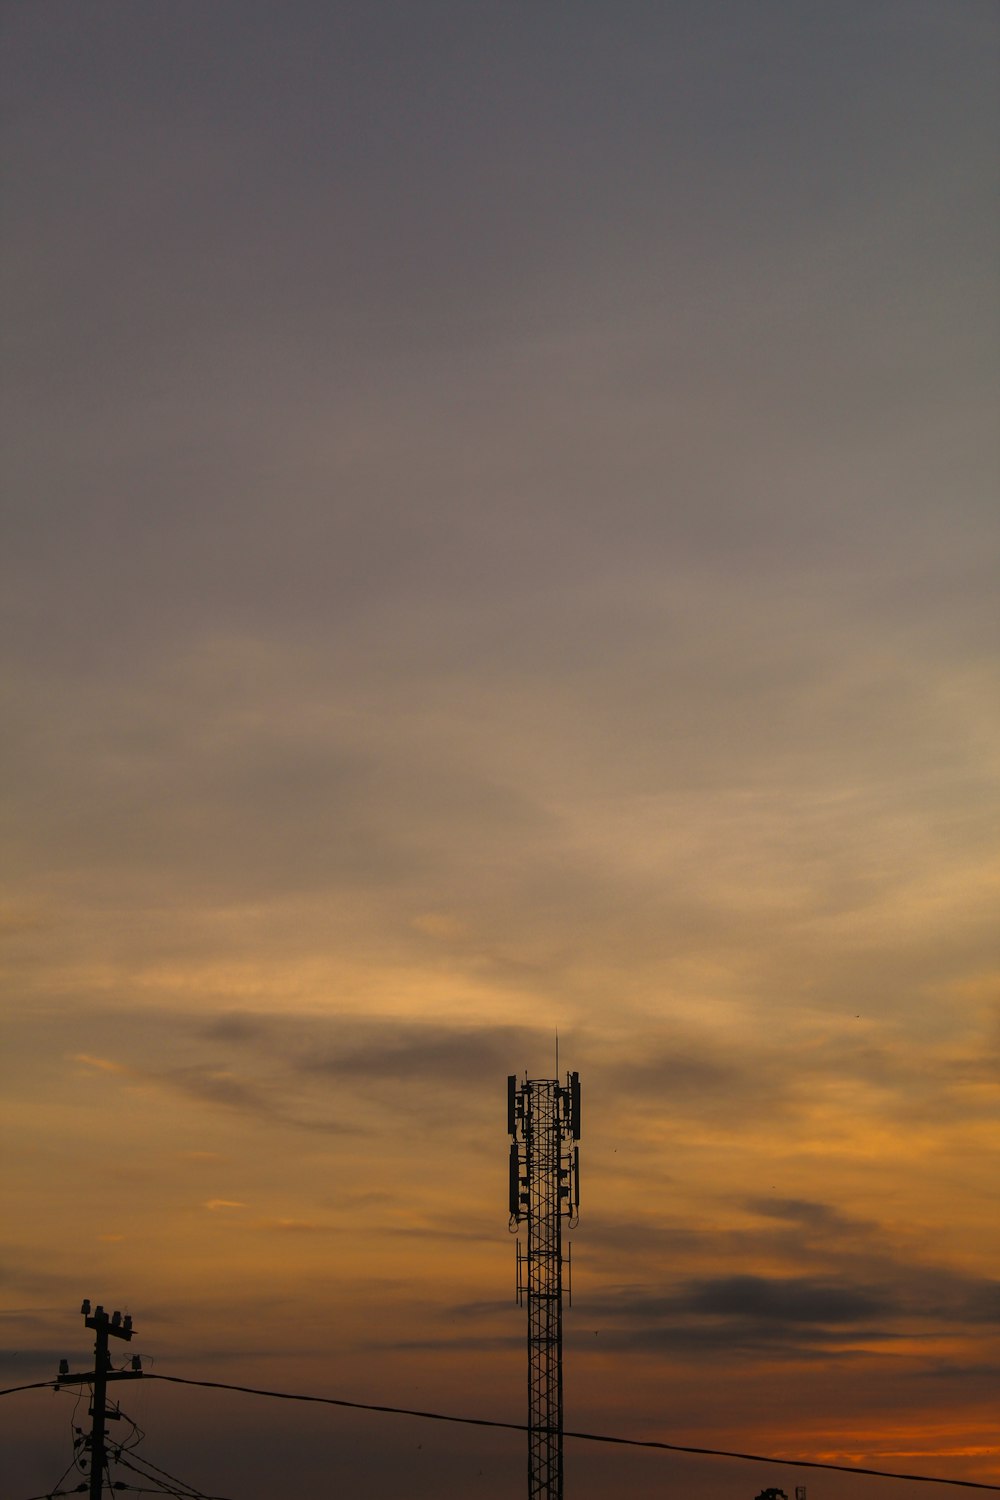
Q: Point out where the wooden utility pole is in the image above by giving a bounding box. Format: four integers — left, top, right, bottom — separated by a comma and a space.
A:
57, 1300, 142, 1498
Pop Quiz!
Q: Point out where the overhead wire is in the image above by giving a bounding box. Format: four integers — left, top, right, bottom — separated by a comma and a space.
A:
111, 1454, 233, 1500
112, 1404, 148, 1456
114, 1449, 213, 1499
5, 1370, 999, 1492
15, 1493, 85, 1500
117, 1487, 234, 1500
3, 1380, 213, 1499
142, 1373, 1000, 1491
37, 1447, 84, 1499
101, 1489, 215, 1498
115, 1486, 199, 1498
113, 1481, 198, 1499
65, 1384, 87, 1474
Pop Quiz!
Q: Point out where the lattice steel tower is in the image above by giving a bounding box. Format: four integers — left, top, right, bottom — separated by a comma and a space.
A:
507, 1070, 581, 1500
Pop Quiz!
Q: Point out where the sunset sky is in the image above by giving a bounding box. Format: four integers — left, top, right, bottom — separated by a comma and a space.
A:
2, 3, 998, 1497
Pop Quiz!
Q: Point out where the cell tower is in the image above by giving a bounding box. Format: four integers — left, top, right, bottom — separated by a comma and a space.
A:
507, 1069, 581, 1500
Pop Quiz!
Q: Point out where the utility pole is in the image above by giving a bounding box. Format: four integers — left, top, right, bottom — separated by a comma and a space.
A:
57, 1300, 142, 1499
508, 1070, 581, 1500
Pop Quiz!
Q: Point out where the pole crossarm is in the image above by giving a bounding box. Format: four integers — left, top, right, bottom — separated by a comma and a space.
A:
55, 1371, 144, 1386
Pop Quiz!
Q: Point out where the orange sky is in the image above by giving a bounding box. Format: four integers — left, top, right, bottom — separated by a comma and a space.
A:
2, 3, 998, 1497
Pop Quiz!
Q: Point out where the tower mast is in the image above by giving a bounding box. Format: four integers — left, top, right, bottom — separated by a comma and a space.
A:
507, 1069, 581, 1499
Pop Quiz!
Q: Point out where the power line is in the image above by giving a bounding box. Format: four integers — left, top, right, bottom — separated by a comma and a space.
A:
142, 1374, 1000, 1491
6, 1372, 998, 1492
113, 1452, 233, 1500
16, 1493, 86, 1500
31, 1446, 84, 1500
114, 1447, 224, 1500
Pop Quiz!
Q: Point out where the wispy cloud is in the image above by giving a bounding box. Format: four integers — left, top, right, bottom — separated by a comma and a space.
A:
72, 1053, 128, 1074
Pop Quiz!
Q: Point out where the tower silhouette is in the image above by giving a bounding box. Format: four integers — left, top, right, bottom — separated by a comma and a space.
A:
507, 1070, 581, 1499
